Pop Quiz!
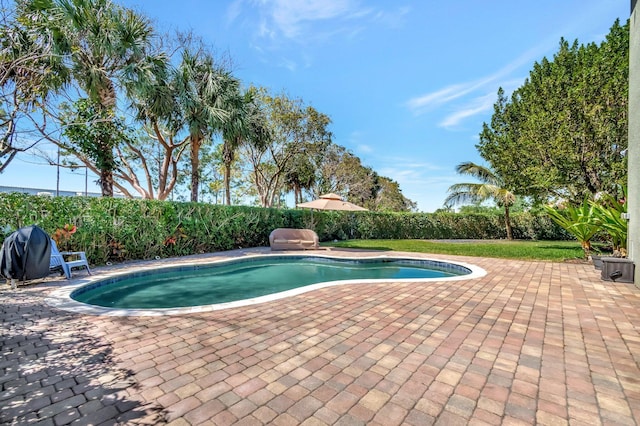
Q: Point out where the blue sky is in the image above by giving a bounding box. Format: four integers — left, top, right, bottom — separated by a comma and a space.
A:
1, 0, 628, 211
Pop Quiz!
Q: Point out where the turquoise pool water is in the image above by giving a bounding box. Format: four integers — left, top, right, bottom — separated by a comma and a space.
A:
71, 256, 471, 309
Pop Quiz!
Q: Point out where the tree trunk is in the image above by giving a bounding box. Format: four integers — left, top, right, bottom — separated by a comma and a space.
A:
504, 205, 513, 240
222, 140, 235, 205
190, 136, 201, 202
224, 163, 231, 205
100, 169, 114, 197
97, 135, 115, 197
97, 87, 116, 198
294, 185, 302, 204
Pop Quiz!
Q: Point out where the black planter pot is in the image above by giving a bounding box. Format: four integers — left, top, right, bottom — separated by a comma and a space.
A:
600, 257, 635, 283
591, 255, 603, 270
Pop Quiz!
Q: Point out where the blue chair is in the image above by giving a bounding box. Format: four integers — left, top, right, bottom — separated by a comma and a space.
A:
50, 239, 91, 279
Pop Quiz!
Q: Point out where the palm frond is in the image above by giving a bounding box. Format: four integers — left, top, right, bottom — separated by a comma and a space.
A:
455, 161, 501, 186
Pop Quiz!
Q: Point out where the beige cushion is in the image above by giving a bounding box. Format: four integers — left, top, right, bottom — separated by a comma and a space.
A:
269, 228, 319, 250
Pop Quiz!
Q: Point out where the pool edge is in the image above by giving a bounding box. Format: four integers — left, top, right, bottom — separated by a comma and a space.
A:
46, 253, 487, 317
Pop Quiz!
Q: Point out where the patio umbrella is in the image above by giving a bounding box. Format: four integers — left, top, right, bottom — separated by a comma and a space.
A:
297, 193, 368, 211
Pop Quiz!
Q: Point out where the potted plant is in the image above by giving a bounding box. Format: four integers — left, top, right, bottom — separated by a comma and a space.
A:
591, 189, 627, 258
544, 197, 600, 260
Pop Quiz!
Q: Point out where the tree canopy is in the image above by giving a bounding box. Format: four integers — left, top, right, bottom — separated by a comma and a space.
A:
0, 0, 415, 211
0, 0, 66, 172
16, 0, 165, 196
477, 19, 628, 205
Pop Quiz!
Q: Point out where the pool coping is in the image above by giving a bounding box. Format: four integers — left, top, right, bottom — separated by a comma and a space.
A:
46, 253, 487, 317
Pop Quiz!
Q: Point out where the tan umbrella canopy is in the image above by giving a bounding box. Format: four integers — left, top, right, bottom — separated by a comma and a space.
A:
297, 193, 368, 211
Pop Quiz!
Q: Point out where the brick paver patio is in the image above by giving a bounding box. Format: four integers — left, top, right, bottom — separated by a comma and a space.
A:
2, 248, 640, 425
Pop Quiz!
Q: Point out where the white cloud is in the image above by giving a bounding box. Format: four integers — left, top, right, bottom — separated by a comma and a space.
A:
276, 56, 298, 72
225, 0, 243, 26
226, 0, 367, 41
439, 77, 526, 128
438, 92, 496, 129
371, 6, 410, 29
378, 161, 447, 183
356, 144, 373, 154
345, 130, 365, 148
269, 0, 362, 39
226, 1, 409, 71
405, 36, 556, 122
405, 83, 471, 113
404, 6, 613, 127
228, 1, 407, 45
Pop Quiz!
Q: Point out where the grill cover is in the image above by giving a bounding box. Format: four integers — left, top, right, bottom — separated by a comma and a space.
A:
0, 225, 52, 281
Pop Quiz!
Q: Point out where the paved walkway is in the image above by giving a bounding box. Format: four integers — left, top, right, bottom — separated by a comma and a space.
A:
2, 249, 640, 425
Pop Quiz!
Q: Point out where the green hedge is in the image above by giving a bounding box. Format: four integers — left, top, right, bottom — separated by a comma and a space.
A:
0, 193, 568, 265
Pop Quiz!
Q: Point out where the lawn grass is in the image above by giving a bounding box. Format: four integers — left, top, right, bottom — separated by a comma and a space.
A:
325, 239, 601, 262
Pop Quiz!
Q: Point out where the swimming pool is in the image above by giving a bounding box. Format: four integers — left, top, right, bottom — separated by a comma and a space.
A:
48, 254, 486, 316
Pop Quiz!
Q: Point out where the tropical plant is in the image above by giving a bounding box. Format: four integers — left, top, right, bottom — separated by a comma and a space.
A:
17, 0, 165, 196
221, 86, 271, 205
221, 89, 248, 205
0, 1, 66, 172
591, 189, 628, 256
173, 46, 237, 202
445, 162, 516, 240
543, 197, 600, 257
125, 46, 189, 200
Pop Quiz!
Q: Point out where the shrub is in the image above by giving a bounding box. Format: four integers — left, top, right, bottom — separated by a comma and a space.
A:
0, 193, 565, 265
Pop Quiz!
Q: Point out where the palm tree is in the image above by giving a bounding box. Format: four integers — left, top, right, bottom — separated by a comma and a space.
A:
0, 9, 68, 173
19, 0, 163, 196
220, 87, 250, 205
173, 48, 235, 202
123, 56, 190, 200
445, 162, 516, 240
221, 87, 271, 205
